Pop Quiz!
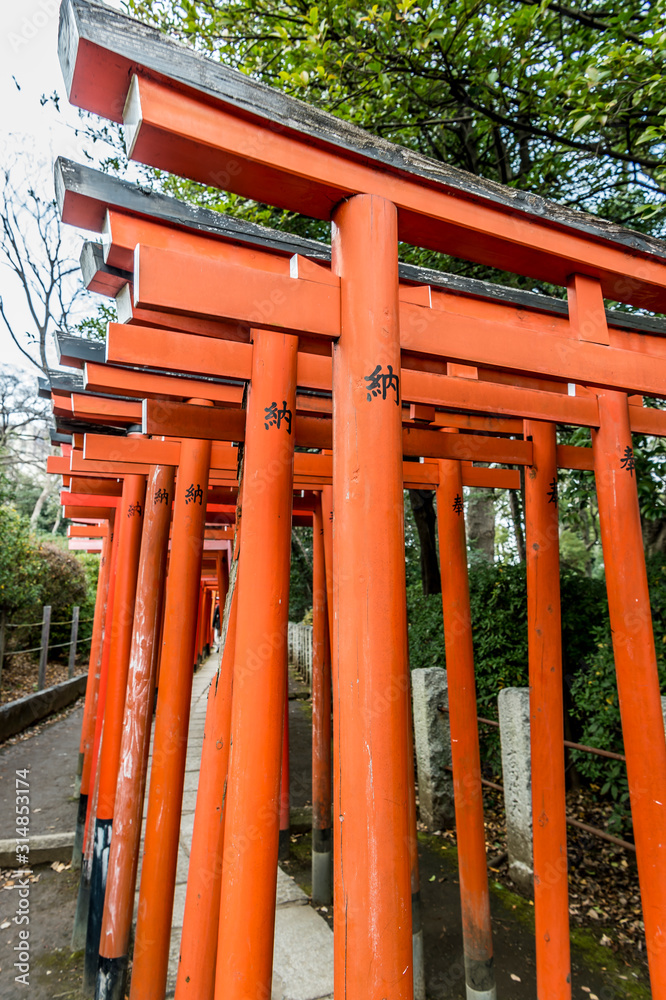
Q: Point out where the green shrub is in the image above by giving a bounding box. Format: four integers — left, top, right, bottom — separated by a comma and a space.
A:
33, 542, 89, 661
408, 561, 613, 779
1, 518, 96, 672
408, 554, 666, 833
569, 553, 666, 835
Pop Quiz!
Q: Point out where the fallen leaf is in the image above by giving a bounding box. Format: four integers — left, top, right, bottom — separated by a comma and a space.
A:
50, 862, 66, 873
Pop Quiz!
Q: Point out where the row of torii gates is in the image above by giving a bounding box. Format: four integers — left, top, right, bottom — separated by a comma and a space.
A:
44, 2, 666, 998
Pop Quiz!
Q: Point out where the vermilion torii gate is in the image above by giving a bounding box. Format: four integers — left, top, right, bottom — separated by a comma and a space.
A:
50, 176, 664, 1000
53, 272, 664, 1000
50, 373, 523, 1000
51, 2, 666, 1000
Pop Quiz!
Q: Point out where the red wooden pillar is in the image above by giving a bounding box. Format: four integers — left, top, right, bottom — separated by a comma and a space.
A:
95, 464, 175, 1000
311, 496, 332, 904
206, 587, 214, 651
72, 523, 112, 867
216, 551, 229, 617
405, 672, 425, 1000
320, 485, 334, 650
524, 421, 571, 1000
593, 390, 666, 994
194, 582, 204, 666
72, 513, 120, 949
175, 582, 239, 1000
84, 471, 146, 989
129, 419, 212, 1000
205, 587, 213, 652
278, 681, 291, 860
436, 460, 496, 1000
331, 194, 413, 999
214, 329, 298, 1000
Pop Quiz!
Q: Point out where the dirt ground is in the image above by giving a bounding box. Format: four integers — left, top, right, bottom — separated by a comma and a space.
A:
0, 702, 85, 1000
0, 674, 653, 1000
1, 655, 88, 706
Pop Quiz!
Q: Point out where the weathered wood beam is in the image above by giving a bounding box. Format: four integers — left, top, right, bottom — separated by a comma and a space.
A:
57, 160, 666, 340
125, 242, 666, 396
58, 2, 666, 308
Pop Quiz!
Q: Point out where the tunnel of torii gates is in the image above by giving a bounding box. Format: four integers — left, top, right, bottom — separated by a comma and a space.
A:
38, 2, 666, 999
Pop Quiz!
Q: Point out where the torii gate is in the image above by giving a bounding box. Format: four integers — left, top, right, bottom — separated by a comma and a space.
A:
54, 238, 664, 1000
54, 3, 666, 1000
50, 338, 557, 1000
51, 369, 525, 1000
55, 158, 666, 1000
53, 207, 664, 1000
55, 186, 664, 1000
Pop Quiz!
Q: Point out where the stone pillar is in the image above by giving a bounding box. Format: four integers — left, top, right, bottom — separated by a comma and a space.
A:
412, 668, 455, 831
498, 687, 533, 892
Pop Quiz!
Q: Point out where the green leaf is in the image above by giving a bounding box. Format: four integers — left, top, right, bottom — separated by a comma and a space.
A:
572, 114, 592, 134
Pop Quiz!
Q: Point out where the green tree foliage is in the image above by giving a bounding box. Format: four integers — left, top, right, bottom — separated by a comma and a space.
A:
289, 526, 313, 621
126, 0, 666, 245
0, 487, 96, 689
30, 541, 89, 657
122, 0, 666, 569
407, 563, 606, 753
0, 505, 43, 626
568, 554, 666, 835
0, 499, 44, 688
407, 555, 666, 835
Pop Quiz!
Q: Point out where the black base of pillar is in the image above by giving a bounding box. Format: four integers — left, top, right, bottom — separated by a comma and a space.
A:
278, 826, 291, 861
84, 817, 113, 993
96, 953, 128, 1000
311, 826, 332, 905
72, 859, 92, 952
72, 792, 88, 868
465, 953, 496, 997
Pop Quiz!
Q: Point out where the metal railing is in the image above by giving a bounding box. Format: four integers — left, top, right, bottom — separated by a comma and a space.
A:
2, 607, 94, 687
288, 622, 313, 685
439, 704, 636, 853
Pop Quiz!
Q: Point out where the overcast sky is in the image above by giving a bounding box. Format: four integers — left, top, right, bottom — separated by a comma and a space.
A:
1, 0, 124, 378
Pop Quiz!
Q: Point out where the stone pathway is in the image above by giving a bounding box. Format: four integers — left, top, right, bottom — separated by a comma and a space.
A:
137, 652, 334, 999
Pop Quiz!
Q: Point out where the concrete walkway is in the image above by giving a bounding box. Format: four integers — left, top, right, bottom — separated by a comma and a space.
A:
138, 652, 334, 999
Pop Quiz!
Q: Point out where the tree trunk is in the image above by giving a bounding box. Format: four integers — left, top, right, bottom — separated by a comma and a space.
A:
291, 529, 313, 600
408, 490, 441, 596
508, 486, 526, 563
51, 506, 61, 535
30, 481, 53, 529
643, 517, 666, 558
466, 489, 496, 563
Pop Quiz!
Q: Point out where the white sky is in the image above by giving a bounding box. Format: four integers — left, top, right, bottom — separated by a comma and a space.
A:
0, 0, 125, 379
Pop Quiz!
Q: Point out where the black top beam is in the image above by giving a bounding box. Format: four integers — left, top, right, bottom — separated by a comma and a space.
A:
38, 371, 85, 398
50, 428, 73, 446
79, 240, 132, 295
57, 330, 105, 369
60, 160, 666, 340
57, 157, 330, 263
